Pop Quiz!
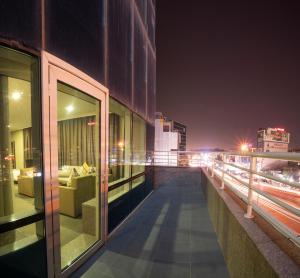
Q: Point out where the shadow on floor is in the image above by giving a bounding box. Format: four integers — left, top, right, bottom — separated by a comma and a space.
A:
71, 168, 229, 278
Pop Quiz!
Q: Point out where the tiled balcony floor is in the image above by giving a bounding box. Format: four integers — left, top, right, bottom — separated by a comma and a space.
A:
72, 168, 229, 278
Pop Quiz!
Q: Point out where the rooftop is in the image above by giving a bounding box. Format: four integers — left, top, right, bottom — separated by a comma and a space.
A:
72, 168, 228, 278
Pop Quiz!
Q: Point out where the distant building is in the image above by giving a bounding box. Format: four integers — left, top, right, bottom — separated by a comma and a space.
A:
257, 127, 290, 171
155, 112, 179, 152
257, 127, 290, 152
154, 112, 187, 165
172, 121, 187, 151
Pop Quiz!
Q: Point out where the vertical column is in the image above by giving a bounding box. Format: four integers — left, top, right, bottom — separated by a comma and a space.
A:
221, 154, 226, 190
211, 158, 215, 178
30, 62, 42, 210
0, 75, 15, 245
245, 156, 256, 219
30, 62, 44, 237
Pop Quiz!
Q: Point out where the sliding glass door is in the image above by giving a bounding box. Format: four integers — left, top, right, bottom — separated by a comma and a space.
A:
43, 52, 108, 276
56, 82, 101, 270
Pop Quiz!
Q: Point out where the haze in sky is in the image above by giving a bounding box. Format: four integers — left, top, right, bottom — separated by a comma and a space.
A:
157, 1, 300, 150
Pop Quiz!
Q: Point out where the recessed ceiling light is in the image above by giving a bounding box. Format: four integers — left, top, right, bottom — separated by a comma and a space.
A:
118, 141, 124, 147
11, 91, 23, 101
65, 105, 74, 113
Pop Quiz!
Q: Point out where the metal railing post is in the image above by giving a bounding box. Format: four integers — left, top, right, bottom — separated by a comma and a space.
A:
206, 156, 209, 171
221, 154, 226, 190
211, 159, 215, 178
245, 156, 257, 219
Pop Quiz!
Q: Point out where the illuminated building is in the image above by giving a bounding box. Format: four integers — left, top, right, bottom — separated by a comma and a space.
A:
257, 127, 290, 152
257, 128, 290, 171
154, 112, 187, 165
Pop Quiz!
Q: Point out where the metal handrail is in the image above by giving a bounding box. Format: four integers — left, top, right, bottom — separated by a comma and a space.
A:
227, 151, 300, 162
151, 150, 300, 246
221, 161, 300, 189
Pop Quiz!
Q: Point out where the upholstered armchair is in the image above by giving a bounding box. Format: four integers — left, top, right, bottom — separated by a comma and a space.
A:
18, 168, 34, 197
59, 174, 96, 217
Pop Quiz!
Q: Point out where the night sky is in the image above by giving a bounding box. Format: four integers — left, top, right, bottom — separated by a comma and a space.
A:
157, 1, 300, 150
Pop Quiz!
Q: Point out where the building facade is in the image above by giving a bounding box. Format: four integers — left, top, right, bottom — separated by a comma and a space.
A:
154, 112, 187, 166
0, 1, 155, 277
257, 127, 290, 152
172, 121, 187, 151
257, 127, 290, 171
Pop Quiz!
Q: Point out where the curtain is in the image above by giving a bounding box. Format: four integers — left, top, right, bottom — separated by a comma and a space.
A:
58, 116, 96, 168
23, 127, 33, 168
109, 113, 124, 180
109, 113, 121, 155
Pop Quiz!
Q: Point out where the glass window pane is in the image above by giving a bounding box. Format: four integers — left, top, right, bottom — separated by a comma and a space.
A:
108, 183, 130, 203
132, 114, 146, 176
132, 175, 145, 189
57, 82, 100, 269
109, 98, 132, 185
0, 45, 44, 251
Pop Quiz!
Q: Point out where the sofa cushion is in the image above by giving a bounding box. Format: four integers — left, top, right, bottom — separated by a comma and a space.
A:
58, 169, 71, 177
82, 162, 90, 175
58, 177, 69, 185
13, 169, 20, 182
20, 167, 34, 177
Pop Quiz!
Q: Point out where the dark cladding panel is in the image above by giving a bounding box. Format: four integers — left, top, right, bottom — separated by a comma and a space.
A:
147, 2, 155, 49
146, 123, 155, 152
0, 0, 41, 49
135, 0, 147, 23
108, 0, 132, 107
133, 19, 147, 118
147, 51, 156, 124
46, 0, 104, 83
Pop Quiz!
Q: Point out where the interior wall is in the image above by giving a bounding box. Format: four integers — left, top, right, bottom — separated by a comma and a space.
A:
11, 130, 24, 169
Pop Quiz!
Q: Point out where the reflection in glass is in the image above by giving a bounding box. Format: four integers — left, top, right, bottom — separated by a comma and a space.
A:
132, 114, 146, 177
0, 46, 44, 251
108, 99, 147, 201
109, 99, 131, 186
108, 183, 130, 203
132, 175, 145, 189
57, 82, 100, 269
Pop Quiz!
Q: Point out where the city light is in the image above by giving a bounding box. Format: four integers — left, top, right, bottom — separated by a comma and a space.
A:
240, 143, 249, 152
189, 154, 201, 167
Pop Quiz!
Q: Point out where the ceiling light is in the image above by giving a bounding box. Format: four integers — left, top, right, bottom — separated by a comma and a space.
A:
65, 105, 74, 113
11, 91, 23, 101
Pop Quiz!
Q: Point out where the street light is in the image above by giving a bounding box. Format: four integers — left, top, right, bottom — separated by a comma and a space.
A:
241, 143, 249, 152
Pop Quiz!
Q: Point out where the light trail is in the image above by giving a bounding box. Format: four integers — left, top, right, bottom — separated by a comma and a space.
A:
213, 168, 300, 235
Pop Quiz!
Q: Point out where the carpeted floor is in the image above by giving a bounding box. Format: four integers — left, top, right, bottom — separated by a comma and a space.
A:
3, 184, 97, 269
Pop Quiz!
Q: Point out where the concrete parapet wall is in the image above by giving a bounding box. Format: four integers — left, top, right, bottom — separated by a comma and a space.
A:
154, 166, 202, 188
201, 170, 300, 278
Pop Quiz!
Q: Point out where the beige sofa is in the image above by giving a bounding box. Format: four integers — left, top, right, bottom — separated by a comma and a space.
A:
59, 174, 96, 217
18, 168, 34, 197
18, 176, 34, 197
